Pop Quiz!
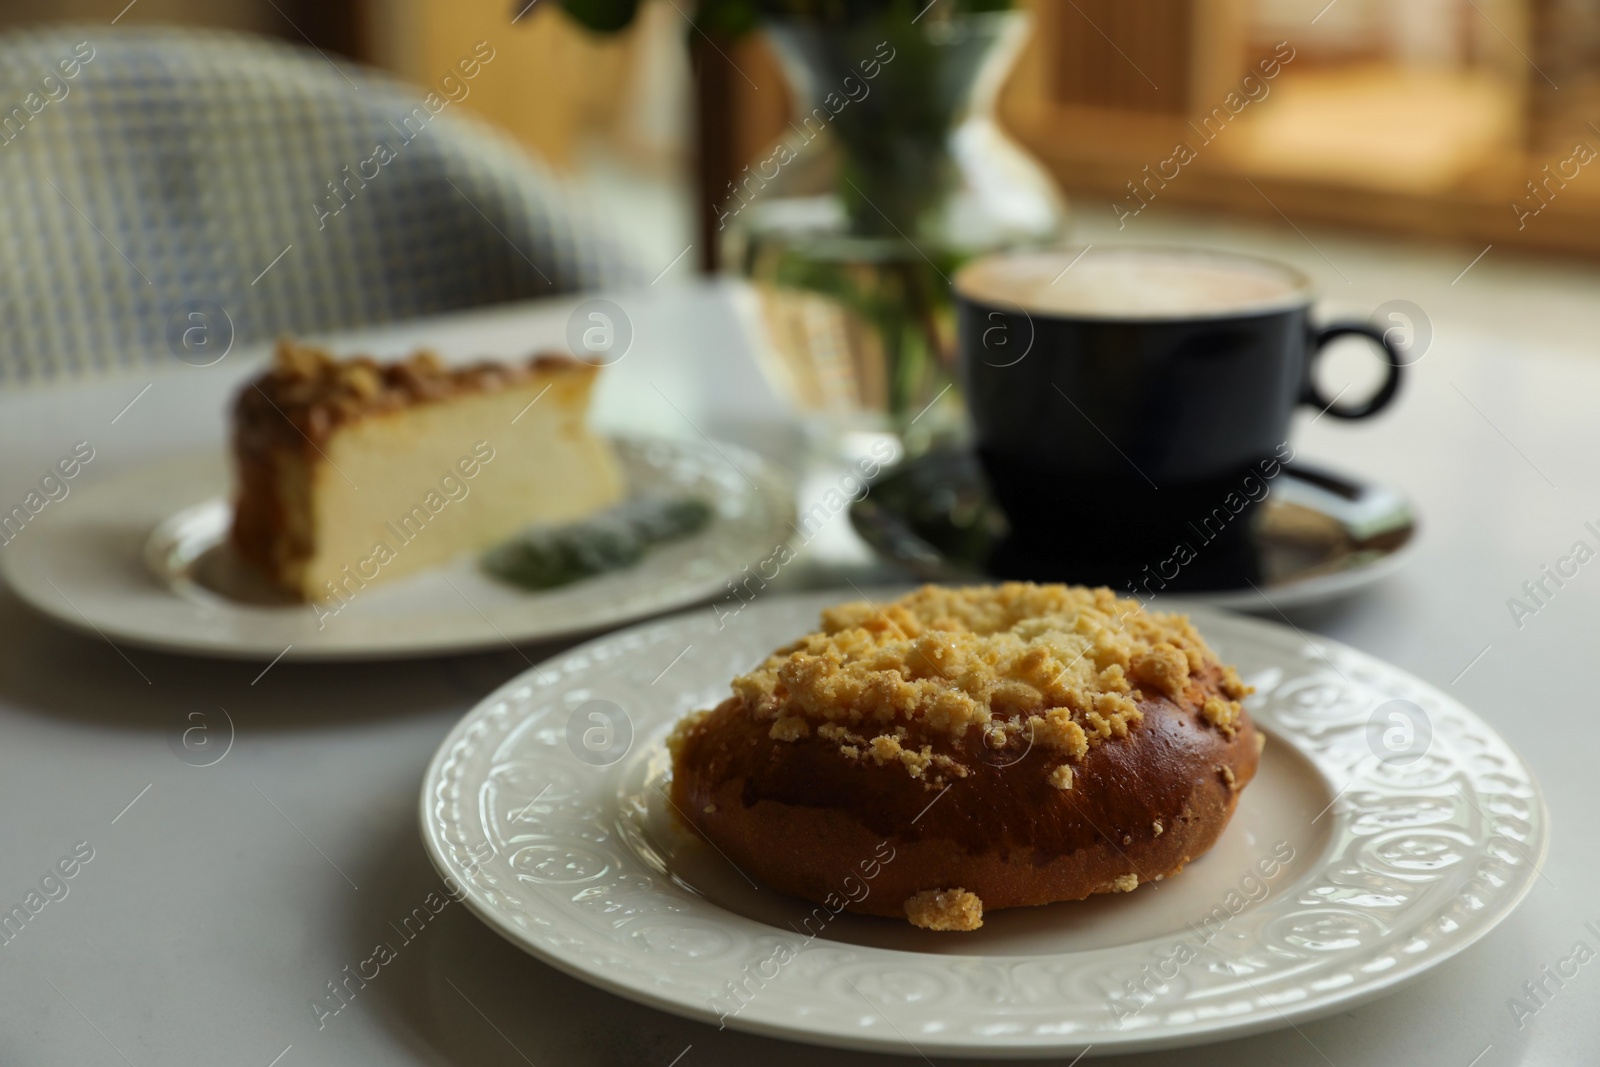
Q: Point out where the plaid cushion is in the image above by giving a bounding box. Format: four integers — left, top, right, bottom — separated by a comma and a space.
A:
0, 25, 640, 382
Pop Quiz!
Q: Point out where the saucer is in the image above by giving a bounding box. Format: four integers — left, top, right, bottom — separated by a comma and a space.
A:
848, 447, 1417, 611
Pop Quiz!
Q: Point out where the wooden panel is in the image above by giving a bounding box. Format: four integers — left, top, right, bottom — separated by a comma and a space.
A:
693, 31, 739, 273
1045, 0, 1192, 115
0, 0, 282, 42
0, 0, 371, 60
284, 0, 366, 61
693, 31, 789, 271
1189, 0, 1247, 113
1526, 0, 1600, 151
1008, 88, 1600, 259
370, 0, 637, 170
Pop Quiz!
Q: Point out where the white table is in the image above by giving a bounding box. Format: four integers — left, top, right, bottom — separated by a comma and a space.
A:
0, 251, 1594, 1066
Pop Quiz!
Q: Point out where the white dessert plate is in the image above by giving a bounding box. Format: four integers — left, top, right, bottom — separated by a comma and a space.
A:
0, 436, 794, 661
419, 589, 1545, 1059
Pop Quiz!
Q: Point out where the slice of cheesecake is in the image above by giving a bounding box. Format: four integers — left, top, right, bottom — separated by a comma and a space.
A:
230, 338, 624, 602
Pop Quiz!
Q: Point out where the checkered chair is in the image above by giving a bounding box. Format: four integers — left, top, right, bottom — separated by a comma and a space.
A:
0, 26, 641, 383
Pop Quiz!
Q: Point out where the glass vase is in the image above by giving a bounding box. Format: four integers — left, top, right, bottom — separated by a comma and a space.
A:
724, 7, 1065, 457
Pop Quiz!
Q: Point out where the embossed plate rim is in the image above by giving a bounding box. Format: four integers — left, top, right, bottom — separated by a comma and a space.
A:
418, 591, 1546, 1058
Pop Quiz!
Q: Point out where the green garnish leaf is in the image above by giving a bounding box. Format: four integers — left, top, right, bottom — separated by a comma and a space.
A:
483, 493, 715, 592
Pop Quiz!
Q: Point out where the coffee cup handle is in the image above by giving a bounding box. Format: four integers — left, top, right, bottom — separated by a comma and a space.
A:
1304, 323, 1405, 420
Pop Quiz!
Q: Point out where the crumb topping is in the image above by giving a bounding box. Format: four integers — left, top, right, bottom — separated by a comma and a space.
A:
1130, 641, 1193, 700
769, 716, 809, 742
1109, 874, 1139, 893
728, 584, 1244, 778
1202, 695, 1242, 738
1048, 764, 1074, 790
904, 888, 984, 931
1152, 819, 1164, 836
237, 338, 586, 452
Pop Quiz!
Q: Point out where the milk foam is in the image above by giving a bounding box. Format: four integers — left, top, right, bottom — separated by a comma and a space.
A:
957, 249, 1309, 319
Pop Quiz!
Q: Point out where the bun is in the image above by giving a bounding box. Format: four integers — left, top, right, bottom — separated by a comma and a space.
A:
669, 584, 1260, 931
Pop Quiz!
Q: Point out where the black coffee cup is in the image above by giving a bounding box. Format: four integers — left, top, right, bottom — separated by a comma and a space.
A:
953, 246, 1404, 589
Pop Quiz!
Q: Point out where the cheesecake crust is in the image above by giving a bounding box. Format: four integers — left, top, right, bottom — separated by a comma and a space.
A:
234, 338, 586, 457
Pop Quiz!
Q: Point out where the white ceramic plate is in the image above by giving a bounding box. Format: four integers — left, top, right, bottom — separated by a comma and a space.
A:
0, 436, 794, 661
419, 590, 1545, 1059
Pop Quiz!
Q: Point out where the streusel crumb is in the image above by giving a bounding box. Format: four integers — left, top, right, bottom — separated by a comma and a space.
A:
904, 888, 984, 931
1201, 695, 1242, 738
1048, 764, 1074, 790
1109, 874, 1139, 893
729, 584, 1238, 778
769, 716, 809, 742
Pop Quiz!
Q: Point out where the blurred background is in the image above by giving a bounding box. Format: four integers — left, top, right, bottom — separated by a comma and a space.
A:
8, 0, 1600, 435
14, 0, 1600, 270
